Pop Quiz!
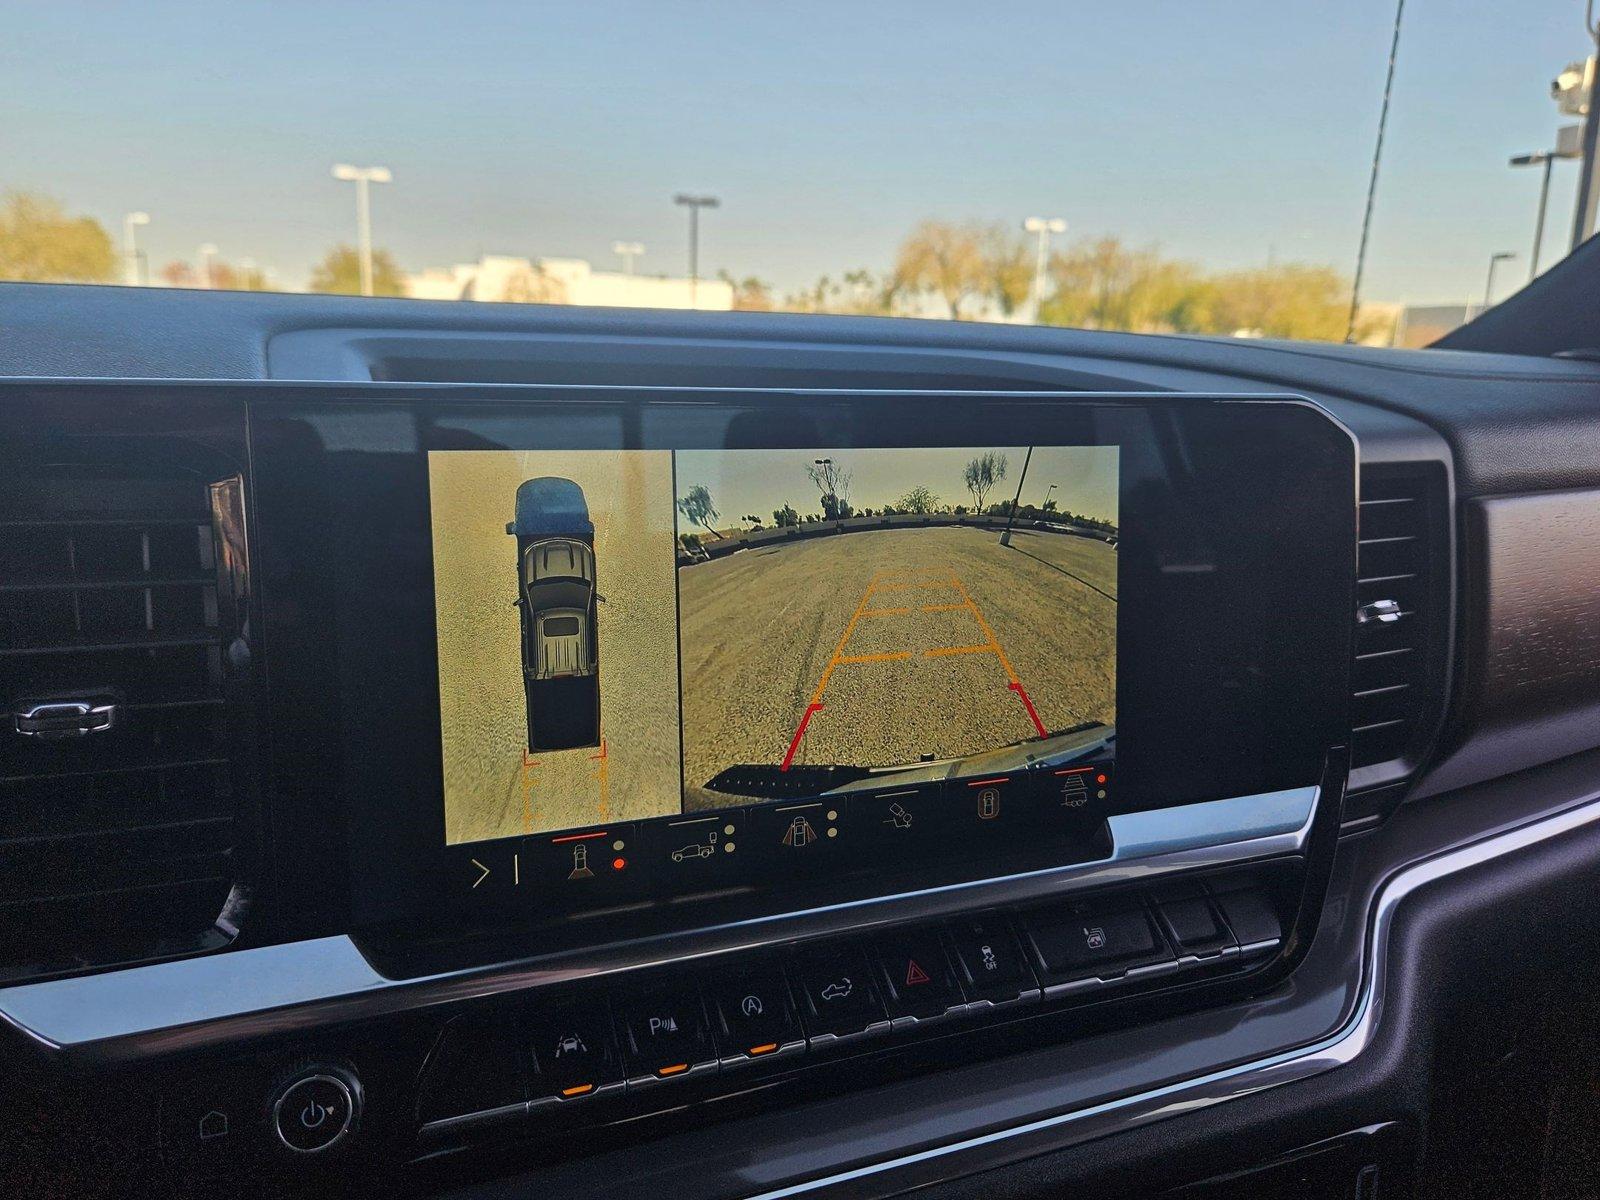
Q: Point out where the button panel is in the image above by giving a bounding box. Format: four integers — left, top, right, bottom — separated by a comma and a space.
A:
415, 880, 1284, 1143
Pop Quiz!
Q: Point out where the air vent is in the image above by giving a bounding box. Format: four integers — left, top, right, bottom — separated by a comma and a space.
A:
1349, 462, 1450, 787
0, 454, 255, 982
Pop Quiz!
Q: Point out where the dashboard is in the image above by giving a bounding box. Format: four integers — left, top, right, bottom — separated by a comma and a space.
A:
7, 283, 1600, 1199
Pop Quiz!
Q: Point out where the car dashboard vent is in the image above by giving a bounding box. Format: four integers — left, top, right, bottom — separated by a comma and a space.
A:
1347, 461, 1452, 811
0, 446, 256, 983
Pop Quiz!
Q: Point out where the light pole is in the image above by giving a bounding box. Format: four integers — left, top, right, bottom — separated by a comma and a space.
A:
122, 212, 150, 286
1022, 217, 1066, 321
1510, 153, 1557, 280
332, 163, 392, 296
673, 194, 719, 307
198, 243, 218, 289
1043, 483, 1058, 512
612, 241, 645, 274
1482, 251, 1516, 310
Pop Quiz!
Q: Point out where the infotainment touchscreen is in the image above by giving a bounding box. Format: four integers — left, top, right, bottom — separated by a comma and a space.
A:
241, 385, 1353, 929
427, 446, 1118, 846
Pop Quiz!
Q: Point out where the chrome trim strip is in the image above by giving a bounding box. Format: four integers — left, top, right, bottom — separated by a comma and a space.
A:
738, 790, 1600, 1199
0, 786, 1316, 1056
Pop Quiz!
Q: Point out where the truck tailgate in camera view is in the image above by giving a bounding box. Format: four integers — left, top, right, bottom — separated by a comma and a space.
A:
428, 444, 1115, 845
507, 478, 602, 752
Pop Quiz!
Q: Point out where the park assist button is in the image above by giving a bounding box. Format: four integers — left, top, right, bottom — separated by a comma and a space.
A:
614, 986, 717, 1083
1025, 901, 1172, 982
271, 1070, 359, 1155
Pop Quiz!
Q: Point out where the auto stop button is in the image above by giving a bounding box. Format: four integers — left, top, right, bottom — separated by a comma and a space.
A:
271, 1071, 359, 1154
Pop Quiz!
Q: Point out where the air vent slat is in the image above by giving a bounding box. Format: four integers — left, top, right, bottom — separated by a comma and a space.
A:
0, 450, 251, 984
1349, 466, 1443, 777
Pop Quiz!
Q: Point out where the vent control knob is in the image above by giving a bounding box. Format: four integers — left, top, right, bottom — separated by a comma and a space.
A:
1356, 598, 1404, 625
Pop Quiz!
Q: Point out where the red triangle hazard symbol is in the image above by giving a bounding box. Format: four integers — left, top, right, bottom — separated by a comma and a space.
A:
905, 959, 930, 987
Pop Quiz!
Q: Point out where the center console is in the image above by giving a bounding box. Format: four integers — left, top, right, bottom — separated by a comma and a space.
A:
0, 383, 1356, 1191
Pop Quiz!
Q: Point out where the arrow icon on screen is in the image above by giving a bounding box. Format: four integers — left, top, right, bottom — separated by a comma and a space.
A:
470, 858, 490, 888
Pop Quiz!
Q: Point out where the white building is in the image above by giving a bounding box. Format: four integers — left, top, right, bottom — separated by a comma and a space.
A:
406, 254, 733, 310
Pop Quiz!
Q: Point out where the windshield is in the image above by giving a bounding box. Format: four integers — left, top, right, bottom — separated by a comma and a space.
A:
2, 3, 1589, 346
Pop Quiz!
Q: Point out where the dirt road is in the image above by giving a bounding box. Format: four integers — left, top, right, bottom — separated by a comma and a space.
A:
678, 525, 1116, 808
430, 450, 682, 844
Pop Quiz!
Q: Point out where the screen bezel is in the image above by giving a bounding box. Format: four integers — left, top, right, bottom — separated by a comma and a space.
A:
242, 385, 1356, 933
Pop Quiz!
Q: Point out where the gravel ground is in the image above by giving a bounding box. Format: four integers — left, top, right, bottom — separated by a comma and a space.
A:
678, 525, 1116, 808
430, 450, 682, 844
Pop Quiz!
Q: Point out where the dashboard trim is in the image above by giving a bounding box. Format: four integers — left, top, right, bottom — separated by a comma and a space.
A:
733, 781, 1600, 1198
0, 786, 1317, 1060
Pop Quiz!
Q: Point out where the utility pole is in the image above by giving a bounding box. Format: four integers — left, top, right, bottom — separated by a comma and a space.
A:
673, 194, 719, 306
333, 164, 393, 296
1022, 217, 1066, 321
612, 241, 644, 274
122, 212, 150, 286
1346, 0, 1406, 343
1569, 12, 1600, 249
1483, 251, 1516, 309
998, 446, 1033, 548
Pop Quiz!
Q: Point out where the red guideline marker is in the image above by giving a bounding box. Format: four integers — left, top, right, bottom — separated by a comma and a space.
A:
780, 703, 824, 772
1008, 681, 1049, 738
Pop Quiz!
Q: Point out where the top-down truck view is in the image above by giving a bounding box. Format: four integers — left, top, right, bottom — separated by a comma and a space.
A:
507, 476, 602, 751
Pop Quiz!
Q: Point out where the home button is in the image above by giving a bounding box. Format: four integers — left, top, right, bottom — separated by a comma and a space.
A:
271, 1069, 360, 1154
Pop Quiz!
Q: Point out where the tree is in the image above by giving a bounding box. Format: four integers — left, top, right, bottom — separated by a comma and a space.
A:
782, 269, 896, 315
160, 257, 269, 291
308, 244, 406, 297
1042, 237, 1212, 333
0, 192, 116, 283
499, 264, 567, 304
898, 485, 940, 514
805, 458, 854, 519
963, 451, 1008, 512
743, 514, 764, 529
718, 270, 775, 311
893, 220, 986, 319
1207, 264, 1362, 342
981, 224, 1034, 317
773, 504, 800, 528
676, 485, 724, 539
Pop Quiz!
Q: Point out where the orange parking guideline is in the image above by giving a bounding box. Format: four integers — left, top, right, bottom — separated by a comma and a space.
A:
949, 574, 1019, 683
837, 651, 913, 664
589, 735, 609, 819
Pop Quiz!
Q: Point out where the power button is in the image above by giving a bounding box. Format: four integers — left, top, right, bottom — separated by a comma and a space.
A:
271, 1071, 359, 1154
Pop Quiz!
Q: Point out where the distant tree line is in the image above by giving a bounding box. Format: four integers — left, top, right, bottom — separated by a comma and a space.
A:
0, 190, 1382, 342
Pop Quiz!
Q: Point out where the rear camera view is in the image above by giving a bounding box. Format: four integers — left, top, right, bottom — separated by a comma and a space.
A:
430, 445, 1116, 845
675, 447, 1116, 810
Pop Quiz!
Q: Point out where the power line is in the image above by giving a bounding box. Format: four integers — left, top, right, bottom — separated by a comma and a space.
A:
1346, 0, 1406, 344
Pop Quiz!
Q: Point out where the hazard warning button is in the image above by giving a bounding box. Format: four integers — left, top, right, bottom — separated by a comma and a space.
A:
871, 930, 963, 1020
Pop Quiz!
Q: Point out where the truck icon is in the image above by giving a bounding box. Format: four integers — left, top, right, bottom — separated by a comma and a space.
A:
507, 477, 601, 751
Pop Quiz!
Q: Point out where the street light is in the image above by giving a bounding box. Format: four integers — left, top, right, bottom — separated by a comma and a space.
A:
1482, 251, 1516, 310
1043, 483, 1058, 511
673, 194, 720, 307
332, 163, 392, 296
198, 243, 218, 289
122, 212, 150, 287
612, 241, 645, 274
1511, 138, 1580, 280
1022, 217, 1066, 321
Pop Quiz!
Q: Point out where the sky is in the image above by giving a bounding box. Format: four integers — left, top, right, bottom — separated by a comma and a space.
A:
1, 1, 1590, 304
674, 447, 1119, 528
